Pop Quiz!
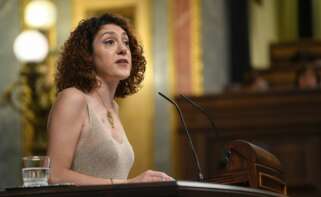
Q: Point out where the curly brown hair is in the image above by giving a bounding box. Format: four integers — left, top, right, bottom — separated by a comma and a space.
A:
56, 13, 146, 98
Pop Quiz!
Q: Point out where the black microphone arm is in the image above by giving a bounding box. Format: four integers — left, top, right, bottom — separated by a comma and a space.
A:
158, 92, 204, 181
179, 94, 219, 140
180, 94, 230, 175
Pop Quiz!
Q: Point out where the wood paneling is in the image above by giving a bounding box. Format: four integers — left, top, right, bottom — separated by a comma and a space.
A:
270, 40, 321, 67
175, 89, 321, 197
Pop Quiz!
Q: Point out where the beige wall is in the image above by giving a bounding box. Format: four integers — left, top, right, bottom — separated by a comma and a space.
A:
313, 0, 321, 39
249, 0, 278, 69
277, 0, 298, 41
249, 0, 298, 69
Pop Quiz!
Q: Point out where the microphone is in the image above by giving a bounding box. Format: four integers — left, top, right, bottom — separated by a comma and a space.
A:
179, 94, 231, 172
158, 92, 204, 181
179, 94, 219, 140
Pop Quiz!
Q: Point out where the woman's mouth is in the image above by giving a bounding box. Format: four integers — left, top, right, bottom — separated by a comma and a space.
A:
115, 59, 129, 64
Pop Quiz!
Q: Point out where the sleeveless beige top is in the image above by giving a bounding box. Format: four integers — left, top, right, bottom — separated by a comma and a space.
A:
71, 97, 134, 179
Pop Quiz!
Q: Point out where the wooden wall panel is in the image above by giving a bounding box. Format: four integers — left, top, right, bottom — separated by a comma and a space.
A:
175, 89, 321, 197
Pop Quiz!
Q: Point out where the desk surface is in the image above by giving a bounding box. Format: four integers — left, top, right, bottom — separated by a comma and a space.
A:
0, 181, 287, 197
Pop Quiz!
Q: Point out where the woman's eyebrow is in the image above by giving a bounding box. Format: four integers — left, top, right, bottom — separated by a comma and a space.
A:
100, 31, 116, 38
99, 31, 128, 40
121, 32, 129, 39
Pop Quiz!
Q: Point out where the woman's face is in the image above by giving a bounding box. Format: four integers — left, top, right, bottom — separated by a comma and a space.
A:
92, 24, 132, 81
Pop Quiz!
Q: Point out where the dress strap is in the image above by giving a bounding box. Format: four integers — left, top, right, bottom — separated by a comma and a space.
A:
82, 94, 91, 124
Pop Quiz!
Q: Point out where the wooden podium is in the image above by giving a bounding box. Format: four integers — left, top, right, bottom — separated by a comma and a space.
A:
0, 181, 287, 197
210, 140, 287, 195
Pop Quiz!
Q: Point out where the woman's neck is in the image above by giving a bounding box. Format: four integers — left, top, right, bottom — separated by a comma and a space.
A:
95, 77, 118, 108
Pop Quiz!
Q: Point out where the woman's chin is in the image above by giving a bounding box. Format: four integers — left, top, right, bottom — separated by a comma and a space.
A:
117, 72, 131, 80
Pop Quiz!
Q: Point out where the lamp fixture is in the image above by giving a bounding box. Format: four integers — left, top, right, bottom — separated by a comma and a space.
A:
24, 0, 57, 30
2, 0, 57, 155
13, 30, 49, 63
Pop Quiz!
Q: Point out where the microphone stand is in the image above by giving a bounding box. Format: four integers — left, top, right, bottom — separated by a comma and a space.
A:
179, 94, 219, 140
180, 94, 232, 178
158, 92, 204, 181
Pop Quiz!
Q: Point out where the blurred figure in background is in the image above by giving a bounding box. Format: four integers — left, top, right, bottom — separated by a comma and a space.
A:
295, 65, 320, 89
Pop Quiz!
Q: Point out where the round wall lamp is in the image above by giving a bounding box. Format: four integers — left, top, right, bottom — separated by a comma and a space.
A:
13, 30, 49, 63
24, 0, 57, 29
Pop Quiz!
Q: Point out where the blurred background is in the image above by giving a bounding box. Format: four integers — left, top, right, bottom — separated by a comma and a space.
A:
0, 0, 321, 196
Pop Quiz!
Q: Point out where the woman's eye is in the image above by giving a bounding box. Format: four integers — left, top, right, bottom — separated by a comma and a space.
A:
103, 40, 114, 45
124, 40, 130, 47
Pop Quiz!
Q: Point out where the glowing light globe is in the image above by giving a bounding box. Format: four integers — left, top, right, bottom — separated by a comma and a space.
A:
13, 30, 49, 63
25, 0, 57, 29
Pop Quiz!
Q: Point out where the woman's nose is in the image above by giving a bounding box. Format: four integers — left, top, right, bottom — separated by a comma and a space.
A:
117, 43, 128, 55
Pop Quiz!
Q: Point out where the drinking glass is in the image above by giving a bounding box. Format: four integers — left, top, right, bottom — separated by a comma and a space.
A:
22, 156, 50, 187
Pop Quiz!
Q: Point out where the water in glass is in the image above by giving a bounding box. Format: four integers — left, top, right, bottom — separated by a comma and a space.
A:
22, 167, 49, 187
